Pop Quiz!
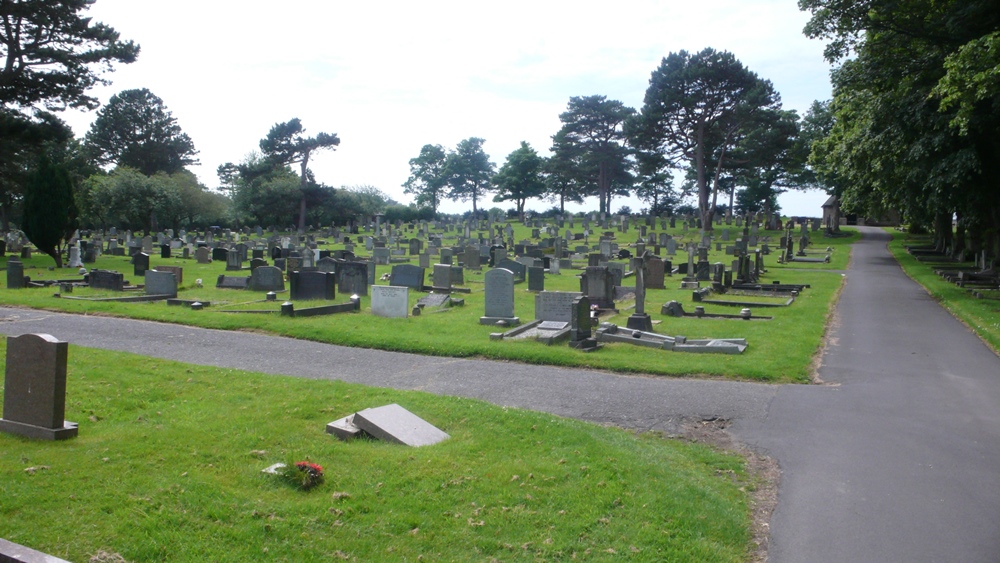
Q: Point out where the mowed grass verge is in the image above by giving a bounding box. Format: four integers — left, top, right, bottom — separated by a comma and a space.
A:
887, 229, 1000, 353
0, 344, 754, 562
0, 228, 857, 383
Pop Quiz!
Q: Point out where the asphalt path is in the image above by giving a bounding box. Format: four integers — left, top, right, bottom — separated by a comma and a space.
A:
1, 226, 998, 561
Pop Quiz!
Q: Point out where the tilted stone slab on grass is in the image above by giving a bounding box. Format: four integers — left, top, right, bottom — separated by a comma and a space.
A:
352, 404, 449, 447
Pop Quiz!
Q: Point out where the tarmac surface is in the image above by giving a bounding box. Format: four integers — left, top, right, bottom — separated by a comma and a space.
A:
2, 226, 999, 562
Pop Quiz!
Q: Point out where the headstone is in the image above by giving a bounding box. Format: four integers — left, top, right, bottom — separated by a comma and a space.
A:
568, 296, 598, 350
226, 248, 242, 271
289, 270, 336, 300
250, 266, 285, 292
534, 291, 582, 322
67, 246, 83, 268
432, 264, 451, 291
496, 258, 525, 283
645, 255, 666, 289
89, 269, 124, 291
352, 404, 449, 447
580, 266, 615, 309
6, 258, 24, 289
195, 247, 211, 264
528, 266, 545, 292
133, 252, 149, 277
373, 247, 391, 265
480, 268, 519, 325
337, 261, 368, 296
371, 286, 409, 318
389, 264, 425, 291
144, 270, 177, 297
153, 266, 183, 285
0, 334, 77, 440
212, 247, 228, 262
216, 275, 250, 289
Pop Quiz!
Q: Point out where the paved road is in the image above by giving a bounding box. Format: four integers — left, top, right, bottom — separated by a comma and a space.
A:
1, 226, 998, 561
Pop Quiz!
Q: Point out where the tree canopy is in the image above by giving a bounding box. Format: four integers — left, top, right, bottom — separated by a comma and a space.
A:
443, 137, 494, 216
492, 141, 546, 220
84, 88, 198, 175
630, 48, 780, 229
259, 118, 340, 233
402, 144, 449, 213
22, 153, 76, 267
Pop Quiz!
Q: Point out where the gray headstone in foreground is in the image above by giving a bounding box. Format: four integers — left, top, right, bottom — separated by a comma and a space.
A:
481, 267, 519, 325
0, 334, 77, 440
371, 285, 409, 318
352, 404, 449, 447
144, 270, 177, 297
6, 258, 24, 289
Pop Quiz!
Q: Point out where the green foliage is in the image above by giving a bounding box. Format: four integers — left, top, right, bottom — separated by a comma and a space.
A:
22, 154, 76, 267
799, 0, 1000, 256
550, 96, 634, 214
0, 0, 138, 111
0, 109, 75, 230
84, 89, 199, 175
444, 137, 495, 216
259, 118, 340, 232
78, 167, 183, 233
631, 49, 781, 228
402, 144, 449, 213
492, 141, 546, 219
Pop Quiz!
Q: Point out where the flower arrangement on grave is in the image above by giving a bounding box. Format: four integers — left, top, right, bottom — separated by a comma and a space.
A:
278, 459, 325, 490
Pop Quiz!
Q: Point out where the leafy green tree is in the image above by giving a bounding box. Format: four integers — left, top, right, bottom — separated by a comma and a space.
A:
22, 153, 77, 267
800, 0, 1000, 255
0, 0, 138, 111
551, 96, 634, 214
402, 144, 449, 213
630, 49, 780, 229
219, 153, 301, 229
0, 109, 74, 230
444, 137, 495, 216
259, 118, 340, 233
84, 88, 198, 175
542, 150, 586, 214
730, 109, 803, 218
79, 167, 182, 233
492, 141, 546, 221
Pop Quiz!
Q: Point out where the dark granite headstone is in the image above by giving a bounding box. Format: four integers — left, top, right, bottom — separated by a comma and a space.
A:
216, 275, 250, 289
6, 258, 24, 289
390, 264, 425, 291
0, 334, 77, 440
212, 247, 228, 261
338, 261, 369, 296
290, 270, 335, 300
496, 258, 525, 283
89, 269, 124, 291
133, 252, 149, 277
528, 266, 545, 292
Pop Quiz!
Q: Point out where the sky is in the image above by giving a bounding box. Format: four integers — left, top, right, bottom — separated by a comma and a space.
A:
61, 0, 835, 217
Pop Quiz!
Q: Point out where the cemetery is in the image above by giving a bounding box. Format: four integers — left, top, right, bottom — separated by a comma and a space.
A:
0, 213, 857, 381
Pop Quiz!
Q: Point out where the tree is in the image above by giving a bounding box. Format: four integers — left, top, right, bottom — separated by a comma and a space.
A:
800, 0, 1000, 256
0, 0, 138, 111
634, 149, 679, 216
551, 95, 634, 214
84, 88, 198, 175
259, 118, 340, 233
402, 144, 449, 213
542, 150, 586, 214
492, 141, 546, 221
0, 109, 73, 230
443, 137, 494, 216
730, 109, 803, 218
22, 153, 77, 267
78, 167, 181, 233
219, 152, 301, 229
630, 49, 781, 229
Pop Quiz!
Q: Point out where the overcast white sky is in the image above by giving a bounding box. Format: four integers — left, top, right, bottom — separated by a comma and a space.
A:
61, 0, 834, 217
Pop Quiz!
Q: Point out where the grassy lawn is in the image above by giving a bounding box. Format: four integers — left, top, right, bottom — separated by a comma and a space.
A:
0, 344, 755, 562
886, 229, 1000, 353
0, 223, 857, 383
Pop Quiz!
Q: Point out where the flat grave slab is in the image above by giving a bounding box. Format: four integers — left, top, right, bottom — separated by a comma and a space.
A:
352, 404, 449, 447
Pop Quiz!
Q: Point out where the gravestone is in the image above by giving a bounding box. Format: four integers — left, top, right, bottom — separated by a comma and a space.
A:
153, 265, 183, 285
390, 264, 425, 291
352, 404, 449, 447
371, 285, 409, 318
6, 258, 24, 289
216, 275, 250, 289
212, 247, 228, 262
645, 255, 665, 289
317, 256, 337, 273
568, 296, 598, 350
464, 246, 481, 269
67, 246, 83, 268
496, 258, 525, 283
480, 268, 519, 325
89, 269, 124, 291
625, 252, 653, 332
0, 334, 77, 440
133, 252, 149, 277
373, 247, 391, 265
338, 261, 369, 296
195, 247, 211, 264
144, 270, 177, 297
580, 266, 615, 309
432, 264, 452, 291
160, 244, 171, 259
226, 248, 242, 271
528, 266, 545, 292
535, 291, 582, 322
289, 270, 336, 300
250, 266, 285, 292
